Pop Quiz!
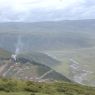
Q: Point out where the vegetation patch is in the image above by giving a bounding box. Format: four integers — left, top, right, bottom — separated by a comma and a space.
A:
0, 78, 95, 95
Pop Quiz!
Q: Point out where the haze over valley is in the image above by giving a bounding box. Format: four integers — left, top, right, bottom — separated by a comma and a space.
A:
0, 19, 95, 86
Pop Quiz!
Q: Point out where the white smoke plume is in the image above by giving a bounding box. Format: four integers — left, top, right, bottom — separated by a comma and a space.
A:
11, 35, 23, 61
15, 35, 23, 56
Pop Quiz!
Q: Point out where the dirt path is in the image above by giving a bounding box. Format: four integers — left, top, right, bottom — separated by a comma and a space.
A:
39, 70, 53, 80
0, 63, 9, 76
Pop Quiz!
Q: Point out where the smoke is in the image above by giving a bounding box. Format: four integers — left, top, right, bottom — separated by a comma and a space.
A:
11, 35, 23, 61
15, 35, 23, 56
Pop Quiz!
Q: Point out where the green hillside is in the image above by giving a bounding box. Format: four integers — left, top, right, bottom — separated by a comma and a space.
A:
46, 48, 95, 86
0, 78, 95, 95
0, 48, 11, 59
0, 52, 70, 82
18, 52, 61, 67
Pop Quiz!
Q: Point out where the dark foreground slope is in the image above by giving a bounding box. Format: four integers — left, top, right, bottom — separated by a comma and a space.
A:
0, 78, 95, 95
0, 49, 70, 82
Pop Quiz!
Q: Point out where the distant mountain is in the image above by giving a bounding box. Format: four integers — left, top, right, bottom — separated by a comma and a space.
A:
0, 19, 95, 52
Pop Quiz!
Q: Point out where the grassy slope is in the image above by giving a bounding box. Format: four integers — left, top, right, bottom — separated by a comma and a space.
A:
45, 48, 95, 86
0, 48, 11, 58
10, 49, 95, 86
0, 78, 95, 95
0, 51, 70, 82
